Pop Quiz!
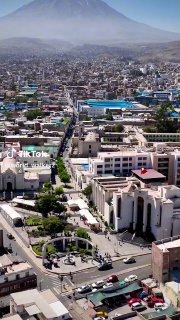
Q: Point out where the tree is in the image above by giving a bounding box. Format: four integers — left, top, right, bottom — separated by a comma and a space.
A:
106, 111, 113, 121
42, 216, 65, 235
143, 127, 156, 133
82, 185, 92, 199
76, 228, 89, 239
25, 109, 44, 120
155, 103, 178, 133
112, 124, 124, 133
61, 172, 70, 185
55, 186, 64, 195
43, 182, 52, 193
35, 194, 66, 217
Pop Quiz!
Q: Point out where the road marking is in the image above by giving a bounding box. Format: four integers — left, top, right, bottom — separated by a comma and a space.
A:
64, 276, 74, 286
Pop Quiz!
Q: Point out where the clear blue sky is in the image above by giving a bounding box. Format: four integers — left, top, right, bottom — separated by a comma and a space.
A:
0, 0, 179, 33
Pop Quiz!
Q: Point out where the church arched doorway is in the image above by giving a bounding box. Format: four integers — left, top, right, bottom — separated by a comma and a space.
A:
7, 182, 13, 191
136, 197, 144, 235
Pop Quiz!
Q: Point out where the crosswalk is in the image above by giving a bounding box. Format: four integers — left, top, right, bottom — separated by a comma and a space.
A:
47, 274, 73, 296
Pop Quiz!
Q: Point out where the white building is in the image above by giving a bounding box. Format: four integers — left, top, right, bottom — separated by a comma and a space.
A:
89, 150, 151, 176
92, 175, 180, 240
10, 289, 70, 320
0, 153, 51, 191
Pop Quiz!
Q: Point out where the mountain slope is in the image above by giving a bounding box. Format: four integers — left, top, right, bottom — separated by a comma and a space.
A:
0, 0, 179, 44
0, 37, 72, 55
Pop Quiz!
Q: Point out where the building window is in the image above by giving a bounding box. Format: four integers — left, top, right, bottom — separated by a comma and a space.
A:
115, 158, 120, 162
25, 272, 29, 277
97, 165, 102, 168
105, 158, 110, 162
16, 274, 20, 280
117, 197, 121, 218
159, 206, 162, 227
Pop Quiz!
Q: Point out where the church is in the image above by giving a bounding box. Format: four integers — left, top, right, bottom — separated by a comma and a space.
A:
0, 154, 51, 191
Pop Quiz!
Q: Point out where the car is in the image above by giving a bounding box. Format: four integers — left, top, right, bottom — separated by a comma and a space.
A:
131, 302, 146, 311
144, 296, 164, 307
124, 275, 138, 283
128, 298, 141, 306
76, 285, 91, 294
118, 281, 126, 286
139, 291, 148, 299
103, 283, 113, 289
95, 312, 108, 319
7, 233, 15, 240
98, 261, 112, 271
91, 280, 105, 289
154, 303, 168, 310
123, 257, 136, 264
106, 275, 118, 283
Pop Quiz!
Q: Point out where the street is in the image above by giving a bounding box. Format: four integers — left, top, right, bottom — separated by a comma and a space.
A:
1, 220, 151, 292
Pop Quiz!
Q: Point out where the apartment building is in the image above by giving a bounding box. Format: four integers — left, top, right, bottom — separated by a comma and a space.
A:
152, 236, 180, 283
89, 148, 180, 187
89, 150, 152, 176
0, 246, 37, 302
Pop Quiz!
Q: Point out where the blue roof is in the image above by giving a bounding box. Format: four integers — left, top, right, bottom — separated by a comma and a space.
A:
86, 100, 136, 109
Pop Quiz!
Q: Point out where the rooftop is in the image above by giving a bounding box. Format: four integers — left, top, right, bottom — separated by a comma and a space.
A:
132, 169, 166, 180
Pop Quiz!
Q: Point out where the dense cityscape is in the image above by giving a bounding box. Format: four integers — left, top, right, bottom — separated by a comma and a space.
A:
0, 1, 180, 320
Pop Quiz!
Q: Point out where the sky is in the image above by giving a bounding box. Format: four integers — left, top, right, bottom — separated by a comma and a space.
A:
0, 0, 179, 33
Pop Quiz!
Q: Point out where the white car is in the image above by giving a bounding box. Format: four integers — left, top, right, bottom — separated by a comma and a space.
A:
91, 280, 105, 289
123, 257, 136, 264
124, 275, 138, 283
103, 282, 113, 289
154, 303, 168, 310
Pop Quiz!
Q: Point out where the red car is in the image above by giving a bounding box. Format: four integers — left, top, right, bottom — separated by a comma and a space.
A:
128, 298, 141, 306
144, 296, 164, 307
106, 275, 118, 283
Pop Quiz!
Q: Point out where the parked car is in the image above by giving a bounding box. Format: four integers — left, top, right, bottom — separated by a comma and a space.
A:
92, 280, 105, 289
7, 233, 15, 240
95, 312, 108, 319
98, 261, 112, 271
106, 275, 118, 283
131, 302, 146, 311
154, 303, 168, 311
123, 257, 136, 264
103, 283, 114, 289
128, 298, 141, 306
124, 275, 138, 283
144, 296, 164, 307
77, 285, 91, 294
139, 291, 148, 299
118, 281, 126, 286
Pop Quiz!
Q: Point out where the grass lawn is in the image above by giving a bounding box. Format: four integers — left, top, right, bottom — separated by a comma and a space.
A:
26, 216, 43, 226
32, 243, 56, 256
63, 117, 70, 124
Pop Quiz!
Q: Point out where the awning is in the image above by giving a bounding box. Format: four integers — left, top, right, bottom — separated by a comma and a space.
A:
87, 282, 141, 305
79, 209, 99, 226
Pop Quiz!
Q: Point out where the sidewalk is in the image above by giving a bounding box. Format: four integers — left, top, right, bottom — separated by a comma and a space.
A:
1, 215, 47, 274
68, 214, 150, 259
